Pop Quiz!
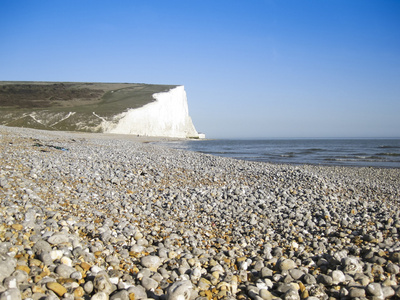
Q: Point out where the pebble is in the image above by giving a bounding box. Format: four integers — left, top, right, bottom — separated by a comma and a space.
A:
349, 287, 366, 298
110, 290, 129, 300
141, 276, 158, 291
94, 274, 114, 295
127, 286, 147, 299
166, 280, 192, 300
55, 264, 75, 278
46, 282, 67, 297
367, 282, 384, 298
277, 258, 297, 271
47, 233, 69, 245
141, 256, 162, 271
0, 257, 16, 282
331, 270, 346, 285
0, 288, 21, 300
91, 292, 108, 300
0, 125, 399, 300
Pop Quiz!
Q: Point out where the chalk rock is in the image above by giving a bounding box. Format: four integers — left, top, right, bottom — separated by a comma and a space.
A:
110, 290, 129, 300
0, 289, 21, 300
141, 256, 162, 271
32, 240, 52, 254
91, 292, 109, 300
0, 257, 17, 282
48, 233, 69, 245
278, 258, 297, 271
55, 264, 75, 278
331, 270, 346, 285
94, 273, 114, 295
142, 276, 158, 291
367, 282, 384, 299
127, 286, 147, 299
342, 256, 363, 275
50, 250, 64, 261
166, 280, 192, 300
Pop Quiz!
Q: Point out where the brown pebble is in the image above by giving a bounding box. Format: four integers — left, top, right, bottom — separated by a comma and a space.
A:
29, 259, 42, 267
40, 266, 50, 277
80, 261, 91, 271
204, 290, 213, 299
74, 286, 85, 298
12, 224, 23, 231
47, 282, 67, 297
57, 278, 76, 284
301, 289, 309, 298
16, 265, 31, 274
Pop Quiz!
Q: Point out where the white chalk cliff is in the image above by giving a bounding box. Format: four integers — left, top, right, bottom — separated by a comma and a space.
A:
101, 86, 203, 138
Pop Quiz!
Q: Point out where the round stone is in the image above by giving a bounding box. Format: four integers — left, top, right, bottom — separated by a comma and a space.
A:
167, 280, 193, 300
94, 273, 114, 295
141, 256, 162, 271
278, 259, 297, 271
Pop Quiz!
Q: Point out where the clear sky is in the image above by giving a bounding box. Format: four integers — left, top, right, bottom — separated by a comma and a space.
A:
1, 0, 399, 138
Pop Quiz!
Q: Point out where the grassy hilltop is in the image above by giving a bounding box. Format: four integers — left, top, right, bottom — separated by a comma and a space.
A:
0, 81, 177, 132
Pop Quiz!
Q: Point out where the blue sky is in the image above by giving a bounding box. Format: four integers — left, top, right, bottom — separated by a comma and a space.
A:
1, 0, 399, 138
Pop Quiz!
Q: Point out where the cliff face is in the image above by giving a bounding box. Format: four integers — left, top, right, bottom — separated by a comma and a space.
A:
101, 86, 201, 138
0, 82, 204, 138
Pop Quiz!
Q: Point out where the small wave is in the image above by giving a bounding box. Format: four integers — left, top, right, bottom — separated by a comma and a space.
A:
300, 148, 325, 154
204, 151, 242, 155
377, 152, 400, 157
379, 145, 400, 149
280, 154, 295, 158
324, 156, 387, 163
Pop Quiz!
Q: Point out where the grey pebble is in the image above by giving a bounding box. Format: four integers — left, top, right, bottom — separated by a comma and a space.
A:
94, 273, 114, 295
349, 287, 366, 298
386, 262, 400, 274
166, 280, 192, 300
84, 281, 94, 294
141, 276, 158, 291
110, 290, 129, 300
0, 289, 21, 300
91, 292, 108, 300
55, 264, 75, 278
127, 286, 147, 299
277, 258, 297, 271
47, 233, 69, 245
141, 256, 162, 270
0, 257, 16, 282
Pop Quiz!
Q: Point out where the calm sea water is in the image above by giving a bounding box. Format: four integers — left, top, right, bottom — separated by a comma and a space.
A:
157, 139, 400, 168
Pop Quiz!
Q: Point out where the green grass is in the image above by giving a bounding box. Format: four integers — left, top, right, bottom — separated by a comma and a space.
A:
0, 81, 179, 131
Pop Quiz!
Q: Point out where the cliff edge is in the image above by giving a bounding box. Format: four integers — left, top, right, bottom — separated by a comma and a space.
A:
102, 86, 201, 138
0, 82, 204, 138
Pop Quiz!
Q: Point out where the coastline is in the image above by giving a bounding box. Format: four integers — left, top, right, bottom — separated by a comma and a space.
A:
156, 138, 400, 169
1, 125, 399, 299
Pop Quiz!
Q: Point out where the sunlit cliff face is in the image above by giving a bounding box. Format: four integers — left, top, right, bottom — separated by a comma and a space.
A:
101, 86, 201, 138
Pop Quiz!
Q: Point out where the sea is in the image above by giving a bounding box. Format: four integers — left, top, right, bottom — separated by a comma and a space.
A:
157, 138, 400, 168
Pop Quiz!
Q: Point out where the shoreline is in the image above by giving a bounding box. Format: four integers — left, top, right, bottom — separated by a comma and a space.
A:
155, 138, 400, 170
1, 125, 399, 299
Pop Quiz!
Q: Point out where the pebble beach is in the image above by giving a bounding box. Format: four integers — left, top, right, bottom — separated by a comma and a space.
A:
1, 125, 400, 300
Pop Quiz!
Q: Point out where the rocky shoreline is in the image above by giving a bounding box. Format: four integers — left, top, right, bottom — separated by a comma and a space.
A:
1, 125, 399, 300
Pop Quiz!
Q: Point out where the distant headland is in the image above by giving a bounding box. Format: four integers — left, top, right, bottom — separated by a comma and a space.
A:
0, 81, 204, 139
